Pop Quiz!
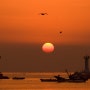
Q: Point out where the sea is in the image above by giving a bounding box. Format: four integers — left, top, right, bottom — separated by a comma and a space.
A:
0, 72, 90, 90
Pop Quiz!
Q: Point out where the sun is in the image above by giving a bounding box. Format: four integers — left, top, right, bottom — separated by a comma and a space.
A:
42, 42, 54, 53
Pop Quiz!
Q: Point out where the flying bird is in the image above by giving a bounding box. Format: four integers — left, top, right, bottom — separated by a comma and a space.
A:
39, 13, 48, 15
59, 31, 62, 34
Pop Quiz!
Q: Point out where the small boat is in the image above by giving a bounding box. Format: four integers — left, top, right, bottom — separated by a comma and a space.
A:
40, 78, 57, 82
40, 75, 66, 82
0, 75, 9, 79
0, 72, 9, 79
12, 77, 25, 80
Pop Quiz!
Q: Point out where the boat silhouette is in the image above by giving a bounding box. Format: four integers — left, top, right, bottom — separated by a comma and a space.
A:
40, 72, 88, 83
0, 72, 9, 79
12, 77, 25, 80
40, 78, 57, 82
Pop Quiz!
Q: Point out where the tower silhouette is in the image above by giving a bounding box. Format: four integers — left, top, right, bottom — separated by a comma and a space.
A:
84, 55, 90, 73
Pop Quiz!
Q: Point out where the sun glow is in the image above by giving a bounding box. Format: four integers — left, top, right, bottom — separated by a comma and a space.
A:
42, 43, 54, 53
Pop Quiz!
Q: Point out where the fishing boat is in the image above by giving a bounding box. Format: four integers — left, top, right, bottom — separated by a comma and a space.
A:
57, 78, 87, 83
40, 78, 57, 82
57, 70, 89, 83
12, 77, 25, 80
40, 75, 65, 82
66, 79, 87, 83
0, 72, 9, 79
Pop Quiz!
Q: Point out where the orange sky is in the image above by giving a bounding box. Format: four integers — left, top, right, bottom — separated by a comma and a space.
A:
0, 0, 90, 45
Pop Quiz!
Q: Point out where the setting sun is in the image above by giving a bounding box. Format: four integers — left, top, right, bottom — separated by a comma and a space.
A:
42, 43, 54, 53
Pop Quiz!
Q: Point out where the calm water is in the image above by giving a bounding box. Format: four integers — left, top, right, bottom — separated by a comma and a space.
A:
0, 72, 90, 90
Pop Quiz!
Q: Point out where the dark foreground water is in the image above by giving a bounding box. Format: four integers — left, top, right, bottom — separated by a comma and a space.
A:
0, 72, 90, 90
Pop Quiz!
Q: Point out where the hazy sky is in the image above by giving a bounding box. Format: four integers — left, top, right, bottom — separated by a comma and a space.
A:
0, 0, 90, 72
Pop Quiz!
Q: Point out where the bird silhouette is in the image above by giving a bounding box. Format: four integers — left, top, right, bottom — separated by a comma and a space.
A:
39, 13, 48, 15
59, 31, 62, 34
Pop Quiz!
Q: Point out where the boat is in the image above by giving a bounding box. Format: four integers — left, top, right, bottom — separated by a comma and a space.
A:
40, 78, 57, 82
0, 72, 9, 79
69, 72, 88, 80
57, 78, 87, 83
40, 75, 66, 82
54, 75, 66, 82
53, 70, 88, 83
66, 79, 87, 83
12, 77, 25, 80
58, 70, 89, 83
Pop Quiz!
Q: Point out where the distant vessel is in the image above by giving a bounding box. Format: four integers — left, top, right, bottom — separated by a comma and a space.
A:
40, 75, 65, 82
12, 77, 25, 80
0, 72, 9, 79
40, 78, 57, 82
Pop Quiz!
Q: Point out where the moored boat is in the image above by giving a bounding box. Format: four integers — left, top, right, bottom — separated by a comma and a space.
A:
12, 77, 25, 80
40, 78, 57, 82
40, 75, 66, 82
66, 79, 87, 83
0, 72, 9, 79
54, 70, 88, 83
